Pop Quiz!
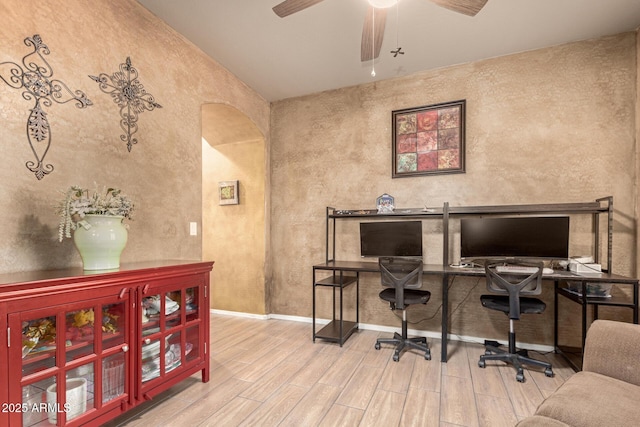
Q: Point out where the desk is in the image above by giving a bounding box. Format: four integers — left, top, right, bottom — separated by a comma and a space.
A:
312, 261, 638, 369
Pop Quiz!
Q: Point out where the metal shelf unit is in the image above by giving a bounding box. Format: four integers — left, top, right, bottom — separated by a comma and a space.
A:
312, 268, 359, 346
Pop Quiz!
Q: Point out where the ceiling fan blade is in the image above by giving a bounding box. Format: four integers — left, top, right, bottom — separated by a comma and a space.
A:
361, 6, 387, 62
429, 0, 488, 17
272, 0, 325, 18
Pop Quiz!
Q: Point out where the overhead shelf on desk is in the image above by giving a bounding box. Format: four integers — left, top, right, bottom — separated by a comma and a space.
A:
328, 200, 609, 219
329, 207, 443, 218
326, 198, 613, 267
446, 201, 608, 215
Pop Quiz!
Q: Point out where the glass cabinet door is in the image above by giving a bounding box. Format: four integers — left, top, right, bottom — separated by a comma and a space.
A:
21, 315, 57, 377
184, 286, 201, 364
140, 284, 202, 385
20, 313, 57, 427
12, 296, 130, 426
100, 301, 128, 405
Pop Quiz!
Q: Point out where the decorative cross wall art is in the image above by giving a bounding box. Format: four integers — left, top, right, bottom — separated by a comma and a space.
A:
89, 57, 162, 152
0, 34, 92, 180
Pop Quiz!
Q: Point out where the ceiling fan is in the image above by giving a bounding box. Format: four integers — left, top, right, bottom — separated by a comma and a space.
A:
272, 0, 488, 62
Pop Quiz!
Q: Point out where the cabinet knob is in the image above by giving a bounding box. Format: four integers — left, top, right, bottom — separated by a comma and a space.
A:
144, 338, 151, 344
122, 345, 129, 353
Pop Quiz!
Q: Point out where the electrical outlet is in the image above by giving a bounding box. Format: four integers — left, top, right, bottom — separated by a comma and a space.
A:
189, 222, 197, 236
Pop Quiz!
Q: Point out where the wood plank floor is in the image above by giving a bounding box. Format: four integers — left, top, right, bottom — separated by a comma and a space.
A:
107, 313, 576, 427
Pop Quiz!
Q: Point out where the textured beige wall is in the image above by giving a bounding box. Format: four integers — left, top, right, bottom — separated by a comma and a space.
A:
202, 104, 267, 314
0, 0, 269, 274
1, 0, 637, 345
270, 33, 638, 346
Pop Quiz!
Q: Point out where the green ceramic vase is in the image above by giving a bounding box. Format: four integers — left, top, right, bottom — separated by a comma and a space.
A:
73, 214, 128, 270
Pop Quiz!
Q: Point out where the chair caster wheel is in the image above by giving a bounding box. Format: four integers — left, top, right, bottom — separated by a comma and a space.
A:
425, 352, 431, 361
516, 370, 525, 383
393, 353, 399, 362
478, 360, 485, 368
545, 368, 554, 377
375, 342, 381, 350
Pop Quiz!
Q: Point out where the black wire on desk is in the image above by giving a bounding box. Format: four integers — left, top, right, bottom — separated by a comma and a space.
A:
449, 276, 483, 319
402, 302, 442, 324
401, 275, 481, 325
399, 275, 455, 324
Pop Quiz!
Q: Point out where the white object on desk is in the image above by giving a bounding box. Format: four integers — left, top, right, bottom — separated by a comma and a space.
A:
496, 265, 554, 275
569, 261, 602, 274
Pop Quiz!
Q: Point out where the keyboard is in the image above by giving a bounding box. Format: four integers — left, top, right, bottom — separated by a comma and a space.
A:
496, 265, 554, 275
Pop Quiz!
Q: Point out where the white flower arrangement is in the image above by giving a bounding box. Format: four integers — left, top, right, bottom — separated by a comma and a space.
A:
57, 185, 134, 242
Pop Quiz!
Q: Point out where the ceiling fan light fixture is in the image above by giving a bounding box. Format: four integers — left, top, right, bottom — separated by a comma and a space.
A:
367, 0, 398, 9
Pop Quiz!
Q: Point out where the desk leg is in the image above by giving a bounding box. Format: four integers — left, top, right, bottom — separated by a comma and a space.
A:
312, 268, 316, 342
554, 280, 558, 353
581, 281, 588, 359
356, 272, 360, 326
441, 274, 449, 362
339, 271, 344, 347
634, 281, 639, 324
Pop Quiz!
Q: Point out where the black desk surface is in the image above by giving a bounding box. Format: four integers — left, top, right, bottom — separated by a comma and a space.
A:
313, 260, 638, 283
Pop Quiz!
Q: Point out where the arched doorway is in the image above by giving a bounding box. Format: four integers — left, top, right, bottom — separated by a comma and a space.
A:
202, 103, 267, 314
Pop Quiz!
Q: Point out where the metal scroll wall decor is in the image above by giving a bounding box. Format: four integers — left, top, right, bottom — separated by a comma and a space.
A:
89, 57, 162, 152
0, 34, 92, 180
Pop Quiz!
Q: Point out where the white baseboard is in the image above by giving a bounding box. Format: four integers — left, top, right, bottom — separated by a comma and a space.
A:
211, 309, 269, 320
210, 309, 555, 353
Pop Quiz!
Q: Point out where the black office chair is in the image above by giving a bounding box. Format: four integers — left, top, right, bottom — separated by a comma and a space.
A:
478, 259, 554, 382
374, 256, 431, 362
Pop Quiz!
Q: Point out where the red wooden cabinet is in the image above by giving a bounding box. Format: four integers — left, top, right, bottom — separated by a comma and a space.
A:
0, 260, 213, 426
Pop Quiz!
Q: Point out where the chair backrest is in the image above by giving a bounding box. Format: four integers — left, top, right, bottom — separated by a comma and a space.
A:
379, 256, 423, 310
484, 259, 544, 319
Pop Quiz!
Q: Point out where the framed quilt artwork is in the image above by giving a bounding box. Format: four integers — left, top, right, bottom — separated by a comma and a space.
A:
391, 100, 466, 178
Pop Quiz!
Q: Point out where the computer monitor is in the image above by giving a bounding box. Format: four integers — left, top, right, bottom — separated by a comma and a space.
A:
460, 216, 569, 261
360, 221, 423, 257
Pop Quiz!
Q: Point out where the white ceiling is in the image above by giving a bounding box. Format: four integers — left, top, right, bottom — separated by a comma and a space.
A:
136, 0, 640, 102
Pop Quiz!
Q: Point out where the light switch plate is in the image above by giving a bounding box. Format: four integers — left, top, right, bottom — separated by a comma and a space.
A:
189, 222, 197, 236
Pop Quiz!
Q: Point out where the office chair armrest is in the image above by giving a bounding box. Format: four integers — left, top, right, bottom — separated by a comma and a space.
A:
582, 320, 640, 387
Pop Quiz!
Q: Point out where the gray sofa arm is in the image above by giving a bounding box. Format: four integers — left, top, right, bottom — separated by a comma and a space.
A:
583, 319, 640, 386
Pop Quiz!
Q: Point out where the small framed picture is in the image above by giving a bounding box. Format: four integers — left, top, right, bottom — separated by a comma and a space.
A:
376, 193, 395, 214
218, 180, 239, 205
